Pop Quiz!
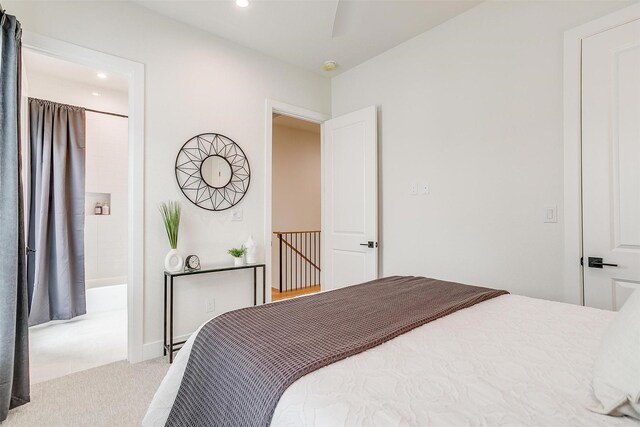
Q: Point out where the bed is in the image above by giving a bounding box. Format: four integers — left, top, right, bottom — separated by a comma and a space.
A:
143, 276, 638, 426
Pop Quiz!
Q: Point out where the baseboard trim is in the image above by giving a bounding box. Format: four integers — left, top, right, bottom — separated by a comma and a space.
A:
86, 276, 127, 289
142, 333, 192, 361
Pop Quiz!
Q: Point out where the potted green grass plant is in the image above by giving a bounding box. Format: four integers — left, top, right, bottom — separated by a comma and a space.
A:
160, 201, 182, 272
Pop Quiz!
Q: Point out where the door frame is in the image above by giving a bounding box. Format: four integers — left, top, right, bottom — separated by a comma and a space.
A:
563, 3, 640, 306
264, 100, 330, 302
23, 32, 146, 363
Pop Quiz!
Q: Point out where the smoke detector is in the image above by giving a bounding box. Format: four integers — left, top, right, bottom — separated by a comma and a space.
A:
323, 60, 338, 72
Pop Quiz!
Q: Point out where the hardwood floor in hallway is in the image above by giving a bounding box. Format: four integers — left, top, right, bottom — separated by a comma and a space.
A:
271, 285, 321, 302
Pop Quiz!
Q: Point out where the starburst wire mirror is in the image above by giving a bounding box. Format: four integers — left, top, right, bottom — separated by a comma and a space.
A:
175, 133, 251, 211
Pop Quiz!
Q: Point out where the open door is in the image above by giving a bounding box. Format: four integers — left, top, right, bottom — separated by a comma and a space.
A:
323, 106, 378, 290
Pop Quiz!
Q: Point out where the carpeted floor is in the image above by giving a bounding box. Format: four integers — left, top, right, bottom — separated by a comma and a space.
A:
3, 358, 169, 427
29, 305, 127, 384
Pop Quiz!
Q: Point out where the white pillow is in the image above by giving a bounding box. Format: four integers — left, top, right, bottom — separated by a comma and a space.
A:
592, 289, 640, 420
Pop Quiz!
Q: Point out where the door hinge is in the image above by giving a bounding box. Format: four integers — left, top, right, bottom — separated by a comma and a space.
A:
580, 257, 583, 266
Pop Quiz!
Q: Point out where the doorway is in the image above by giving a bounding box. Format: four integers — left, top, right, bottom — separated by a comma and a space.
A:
22, 49, 130, 382
22, 33, 145, 363
271, 114, 322, 301
264, 101, 329, 303
264, 101, 379, 299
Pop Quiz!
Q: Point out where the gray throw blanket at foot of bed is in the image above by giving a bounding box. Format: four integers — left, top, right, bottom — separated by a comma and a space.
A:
166, 276, 508, 427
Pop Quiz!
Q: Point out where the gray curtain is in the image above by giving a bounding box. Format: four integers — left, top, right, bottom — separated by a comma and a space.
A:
0, 12, 30, 421
27, 98, 86, 327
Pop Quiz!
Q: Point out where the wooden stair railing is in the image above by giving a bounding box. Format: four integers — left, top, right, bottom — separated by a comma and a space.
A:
273, 230, 320, 292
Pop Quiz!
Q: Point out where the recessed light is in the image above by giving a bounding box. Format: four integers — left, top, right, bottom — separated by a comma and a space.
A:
235, 0, 249, 7
91, 92, 101, 97
97, 72, 107, 79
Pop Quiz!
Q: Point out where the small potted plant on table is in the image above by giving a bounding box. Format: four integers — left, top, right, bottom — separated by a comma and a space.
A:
228, 246, 247, 267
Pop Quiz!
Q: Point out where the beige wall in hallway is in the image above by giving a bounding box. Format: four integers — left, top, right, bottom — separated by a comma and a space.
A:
272, 119, 321, 289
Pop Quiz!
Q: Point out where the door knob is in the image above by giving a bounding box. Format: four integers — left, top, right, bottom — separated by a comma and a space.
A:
359, 241, 377, 248
588, 257, 618, 269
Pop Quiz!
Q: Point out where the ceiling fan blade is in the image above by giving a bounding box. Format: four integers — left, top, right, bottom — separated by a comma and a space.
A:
331, 0, 359, 38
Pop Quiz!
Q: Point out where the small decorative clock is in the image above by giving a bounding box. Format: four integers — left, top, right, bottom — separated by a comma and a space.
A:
184, 254, 201, 272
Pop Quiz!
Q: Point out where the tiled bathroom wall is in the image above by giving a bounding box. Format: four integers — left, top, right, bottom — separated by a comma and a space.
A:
84, 113, 129, 288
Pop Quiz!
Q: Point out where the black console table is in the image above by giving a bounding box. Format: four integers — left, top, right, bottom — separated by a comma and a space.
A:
163, 263, 266, 363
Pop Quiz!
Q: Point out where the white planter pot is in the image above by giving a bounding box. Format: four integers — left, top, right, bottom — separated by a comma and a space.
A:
233, 256, 245, 267
164, 249, 183, 272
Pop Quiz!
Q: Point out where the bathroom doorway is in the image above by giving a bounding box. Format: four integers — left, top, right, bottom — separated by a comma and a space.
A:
23, 48, 130, 383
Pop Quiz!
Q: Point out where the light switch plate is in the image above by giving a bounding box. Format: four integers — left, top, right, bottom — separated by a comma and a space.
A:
544, 205, 557, 223
205, 298, 215, 313
409, 183, 418, 196
421, 183, 430, 195
231, 209, 243, 221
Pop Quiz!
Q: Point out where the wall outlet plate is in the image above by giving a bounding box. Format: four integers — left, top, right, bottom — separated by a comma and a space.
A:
231, 209, 243, 221
205, 298, 215, 313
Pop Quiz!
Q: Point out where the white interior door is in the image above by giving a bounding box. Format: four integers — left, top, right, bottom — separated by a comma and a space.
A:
582, 19, 640, 310
323, 106, 377, 290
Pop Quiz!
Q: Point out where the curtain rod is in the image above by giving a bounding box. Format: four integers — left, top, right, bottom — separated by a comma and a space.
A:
29, 97, 128, 118
85, 108, 128, 119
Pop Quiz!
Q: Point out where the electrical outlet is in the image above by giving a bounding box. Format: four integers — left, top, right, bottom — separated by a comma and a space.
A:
420, 183, 430, 195
231, 209, 243, 221
205, 298, 215, 313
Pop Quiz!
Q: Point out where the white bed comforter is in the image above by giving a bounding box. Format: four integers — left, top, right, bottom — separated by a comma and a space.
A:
143, 294, 638, 426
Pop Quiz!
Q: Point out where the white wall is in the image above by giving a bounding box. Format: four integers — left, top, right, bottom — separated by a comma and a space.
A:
84, 113, 129, 288
7, 0, 331, 358
25, 72, 128, 116
271, 122, 321, 289
26, 71, 129, 289
331, 1, 634, 303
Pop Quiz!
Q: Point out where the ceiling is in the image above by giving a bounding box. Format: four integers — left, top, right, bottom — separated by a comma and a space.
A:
273, 113, 321, 133
133, 0, 481, 76
23, 49, 129, 92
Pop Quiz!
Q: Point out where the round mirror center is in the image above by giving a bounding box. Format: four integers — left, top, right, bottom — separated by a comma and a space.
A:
201, 155, 232, 188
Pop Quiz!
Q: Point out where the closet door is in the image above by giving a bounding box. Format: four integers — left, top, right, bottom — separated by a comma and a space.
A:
582, 19, 640, 310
